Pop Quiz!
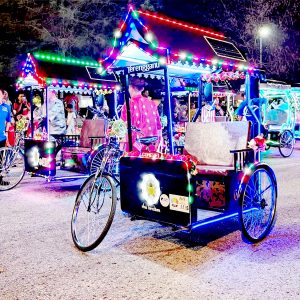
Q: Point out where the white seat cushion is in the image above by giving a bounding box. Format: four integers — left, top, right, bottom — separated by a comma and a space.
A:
184, 121, 249, 167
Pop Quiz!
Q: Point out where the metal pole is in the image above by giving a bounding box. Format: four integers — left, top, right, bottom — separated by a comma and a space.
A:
163, 66, 174, 154
259, 37, 262, 68
124, 71, 133, 151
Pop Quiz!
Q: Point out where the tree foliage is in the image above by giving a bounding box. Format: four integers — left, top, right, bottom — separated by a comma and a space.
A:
0, 0, 299, 83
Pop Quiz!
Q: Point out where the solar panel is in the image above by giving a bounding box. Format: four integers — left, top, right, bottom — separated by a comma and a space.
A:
205, 37, 246, 61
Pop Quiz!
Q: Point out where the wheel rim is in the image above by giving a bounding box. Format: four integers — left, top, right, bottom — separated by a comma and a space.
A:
279, 131, 294, 157
71, 175, 115, 249
90, 148, 119, 177
0, 148, 25, 191
241, 168, 276, 241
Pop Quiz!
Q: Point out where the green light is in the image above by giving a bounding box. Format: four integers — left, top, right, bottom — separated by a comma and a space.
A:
132, 10, 139, 19
188, 196, 194, 205
187, 184, 193, 193
187, 54, 193, 60
35, 53, 40, 58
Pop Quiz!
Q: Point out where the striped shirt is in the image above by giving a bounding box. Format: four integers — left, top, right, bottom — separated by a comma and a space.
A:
201, 105, 216, 123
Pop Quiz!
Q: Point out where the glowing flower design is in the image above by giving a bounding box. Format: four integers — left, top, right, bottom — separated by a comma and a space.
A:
138, 173, 161, 206
27, 146, 40, 168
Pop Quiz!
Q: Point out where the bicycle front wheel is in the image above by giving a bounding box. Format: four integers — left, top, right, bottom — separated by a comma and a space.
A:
71, 173, 117, 252
0, 147, 25, 191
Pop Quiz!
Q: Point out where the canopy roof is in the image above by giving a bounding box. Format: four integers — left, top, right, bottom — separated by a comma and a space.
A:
101, 8, 251, 78
17, 53, 119, 94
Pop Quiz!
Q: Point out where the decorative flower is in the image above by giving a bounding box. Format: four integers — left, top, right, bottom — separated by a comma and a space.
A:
108, 119, 127, 139
248, 136, 266, 151
16, 116, 28, 132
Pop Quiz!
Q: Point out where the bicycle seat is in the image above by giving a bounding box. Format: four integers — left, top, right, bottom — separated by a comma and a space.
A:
137, 136, 158, 146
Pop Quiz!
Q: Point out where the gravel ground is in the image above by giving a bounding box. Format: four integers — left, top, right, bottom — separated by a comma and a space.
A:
0, 143, 300, 300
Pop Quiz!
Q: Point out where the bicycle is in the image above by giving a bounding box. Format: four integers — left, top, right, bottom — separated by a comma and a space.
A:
0, 131, 26, 191
71, 127, 160, 251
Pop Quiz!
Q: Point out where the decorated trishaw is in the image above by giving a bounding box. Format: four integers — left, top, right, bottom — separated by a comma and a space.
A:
259, 81, 296, 157
70, 8, 277, 251
0, 53, 121, 191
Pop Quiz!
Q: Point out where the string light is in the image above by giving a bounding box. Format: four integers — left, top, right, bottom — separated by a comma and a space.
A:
138, 10, 225, 39
99, 8, 257, 73
33, 52, 101, 67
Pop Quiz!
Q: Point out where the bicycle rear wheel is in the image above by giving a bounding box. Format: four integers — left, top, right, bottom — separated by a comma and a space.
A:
0, 147, 25, 191
239, 165, 277, 243
278, 130, 294, 157
71, 173, 117, 251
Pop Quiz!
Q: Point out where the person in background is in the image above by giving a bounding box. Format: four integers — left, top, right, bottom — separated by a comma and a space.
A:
3, 90, 15, 146
121, 76, 162, 151
0, 89, 11, 147
66, 103, 77, 135
214, 98, 224, 116
48, 91, 66, 136
0, 89, 12, 186
235, 93, 267, 137
201, 101, 216, 123
13, 92, 30, 121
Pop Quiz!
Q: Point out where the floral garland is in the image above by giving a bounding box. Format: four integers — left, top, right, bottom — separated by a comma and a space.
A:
124, 151, 198, 175
202, 71, 245, 83
248, 135, 266, 151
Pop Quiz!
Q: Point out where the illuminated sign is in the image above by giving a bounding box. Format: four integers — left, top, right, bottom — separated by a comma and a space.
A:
127, 62, 161, 74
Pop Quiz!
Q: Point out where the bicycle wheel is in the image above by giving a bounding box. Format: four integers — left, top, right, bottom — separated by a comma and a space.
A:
0, 147, 25, 191
90, 145, 120, 177
89, 146, 106, 174
239, 165, 277, 243
71, 173, 117, 251
278, 130, 294, 157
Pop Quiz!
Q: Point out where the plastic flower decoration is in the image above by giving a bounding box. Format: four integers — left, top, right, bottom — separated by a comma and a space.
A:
16, 116, 28, 132
108, 119, 127, 139
248, 135, 266, 151
33, 95, 42, 107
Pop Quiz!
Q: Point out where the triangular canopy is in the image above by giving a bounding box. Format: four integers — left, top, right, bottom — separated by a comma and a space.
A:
101, 8, 250, 78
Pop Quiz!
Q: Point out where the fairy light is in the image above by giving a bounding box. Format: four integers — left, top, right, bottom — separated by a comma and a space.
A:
138, 10, 225, 39
33, 52, 101, 67
98, 7, 257, 73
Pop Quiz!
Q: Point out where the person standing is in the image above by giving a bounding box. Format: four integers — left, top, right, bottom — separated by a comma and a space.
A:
120, 76, 162, 151
66, 104, 77, 135
0, 89, 11, 147
48, 91, 66, 135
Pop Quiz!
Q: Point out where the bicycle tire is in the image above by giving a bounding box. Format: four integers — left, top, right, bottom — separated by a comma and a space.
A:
278, 130, 294, 157
0, 147, 25, 191
239, 164, 277, 243
71, 173, 117, 252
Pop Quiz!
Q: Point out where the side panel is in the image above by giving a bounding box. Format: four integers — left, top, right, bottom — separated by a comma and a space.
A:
120, 157, 191, 227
